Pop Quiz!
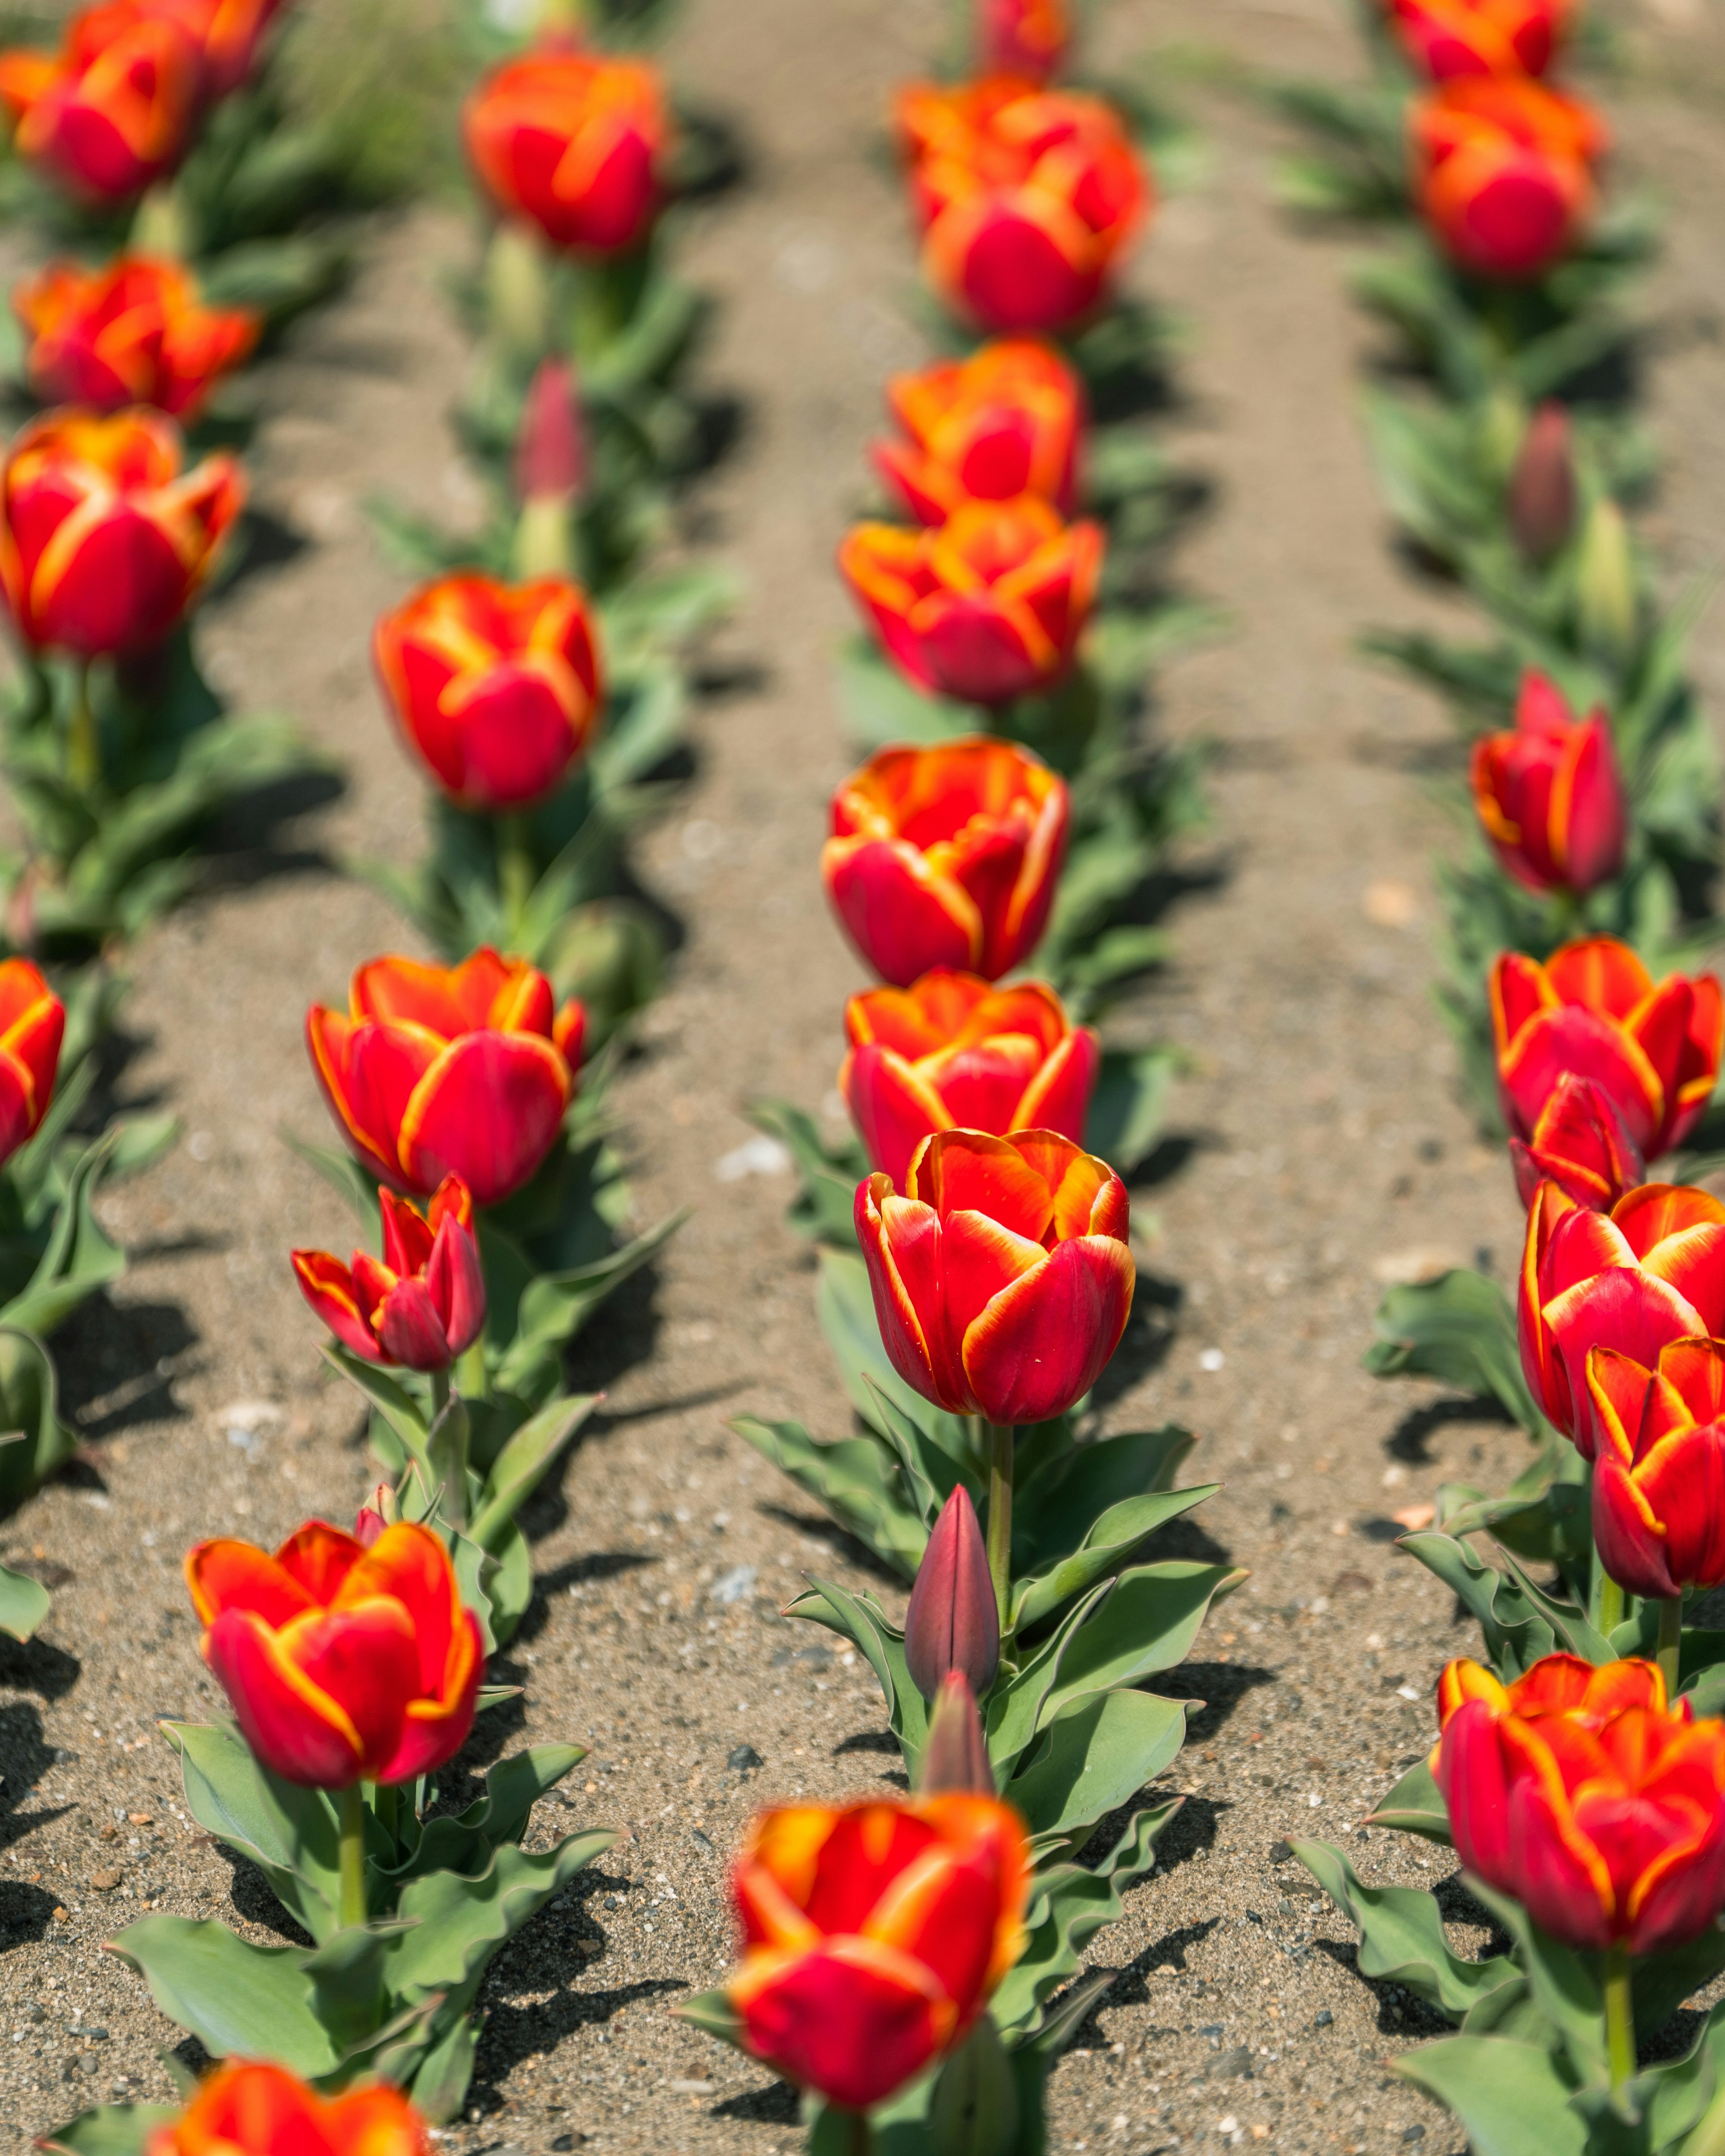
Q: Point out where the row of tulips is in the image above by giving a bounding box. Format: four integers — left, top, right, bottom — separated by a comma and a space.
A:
1274, 5, 1725, 2152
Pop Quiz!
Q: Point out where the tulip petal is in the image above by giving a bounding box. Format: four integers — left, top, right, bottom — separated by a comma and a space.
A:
941, 1207, 1047, 1343
398, 1030, 571, 1206
1499, 1005, 1664, 1153
274, 1596, 422, 1783
731, 1935, 953, 2112
273, 1521, 368, 1608
290, 1248, 384, 1362
919, 1128, 1052, 1240
1014, 1024, 1100, 1143
961, 1230, 1134, 1425
375, 1278, 453, 1371
823, 835, 982, 987
377, 1606, 483, 1785
203, 1608, 369, 1789
185, 1538, 319, 1630
845, 1043, 955, 1194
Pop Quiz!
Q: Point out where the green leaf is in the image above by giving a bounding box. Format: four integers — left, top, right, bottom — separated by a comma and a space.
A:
792, 1578, 931, 1773
1084, 1047, 1177, 1175
106, 1916, 341, 2077
676, 1988, 744, 2046
1030, 1563, 1244, 1731
381, 1829, 617, 2009
1364, 1268, 1546, 1434
1398, 1530, 1558, 1680
163, 1720, 342, 1944
1006, 1688, 1187, 1842
320, 1344, 430, 1467
458, 1745, 587, 1847
469, 1393, 598, 1552
1292, 1839, 1517, 2020
731, 1414, 929, 1580
1014, 1427, 1195, 1574
1009, 1485, 1220, 1635
836, 636, 974, 749
1464, 1880, 1607, 2084
0, 1327, 76, 1503
1393, 2035, 1587, 2156
0, 1558, 49, 1641
1364, 1755, 1451, 1845
39, 2105, 178, 2156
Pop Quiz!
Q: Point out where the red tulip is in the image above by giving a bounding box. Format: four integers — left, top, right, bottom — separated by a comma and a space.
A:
1508, 401, 1576, 561
875, 338, 1083, 527
168, 0, 290, 101
306, 949, 585, 1208
1411, 76, 1607, 281
905, 1487, 1000, 1702
142, 2060, 429, 2156
842, 969, 1098, 1192
1508, 1072, 1643, 1213
978, 0, 1070, 81
0, 407, 243, 657
0, 959, 63, 1170
840, 496, 1101, 708
895, 78, 1148, 333
1436, 1652, 1725, 1955
1386, 0, 1570, 80
185, 1520, 483, 1789
292, 1174, 485, 1374
464, 48, 669, 256
1588, 1338, 1725, 1599
1519, 1179, 1725, 1458
14, 256, 258, 420
372, 572, 603, 813
857, 1127, 1134, 1426
1492, 937, 1723, 1162
823, 739, 1070, 987
919, 1671, 997, 1794
1470, 672, 1626, 897
0, 2, 201, 202
726, 1794, 1029, 2112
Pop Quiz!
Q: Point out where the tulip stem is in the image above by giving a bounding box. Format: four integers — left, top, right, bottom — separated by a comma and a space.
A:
1597, 1570, 1624, 1641
66, 663, 99, 792
1603, 1945, 1635, 2094
840, 2110, 871, 2156
1658, 1595, 1684, 1698
497, 813, 536, 949
985, 1421, 1014, 1625
337, 1782, 368, 1931
456, 1336, 488, 1402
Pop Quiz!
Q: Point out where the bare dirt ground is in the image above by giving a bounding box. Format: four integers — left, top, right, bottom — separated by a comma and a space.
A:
4, 0, 1725, 2151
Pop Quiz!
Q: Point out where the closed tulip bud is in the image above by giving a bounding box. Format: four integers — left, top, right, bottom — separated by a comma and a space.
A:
979, 0, 1070, 82
1507, 401, 1576, 561
354, 1482, 399, 1548
907, 1488, 1000, 1702
1576, 495, 1637, 662
14, 256, 259, 420
1436, 1652, 1725, 1956
292, 1174, 486, 1374
920, 1671, 997, 1794
1508, 1072, 1643, 1212
514, 358, 587, 505
145, 2061, 430, 2156
1387, 0, 1570, 81
1409, 77, 1606, 282
1469, 672, 1626, 897
1588, 1339, 1725, 1599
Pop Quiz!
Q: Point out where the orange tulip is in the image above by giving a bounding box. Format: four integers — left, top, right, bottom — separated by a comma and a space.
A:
874, 338, 1083, 526
0, 959, 62, 1169
373, 572, 603, 813
144, 2060, 429, 2156
842, 968, 1098, 1190
840, 496, 1101, 707
823, 739, 1069, 986
292, 1174, 485, 1374
727, 1795, 1029, 2112
464, 48, 669, 256
1587, 1339, 1725, 1601
978, 0, 1070, 81
14, 256, 258, 419
1387, 0, 1570, 80
1411, 76, 1607, 280
896, 78, 1147, 332
0, 408, 243, 656
0, 2, 201, 201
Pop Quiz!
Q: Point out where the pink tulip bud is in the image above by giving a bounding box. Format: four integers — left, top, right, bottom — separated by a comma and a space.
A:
904, 1486, 1000, 1702
354, 1483, 398, 1547
918, 1672, 995, 1794
514, 358, 586, 504
1508, 402, 1576, 562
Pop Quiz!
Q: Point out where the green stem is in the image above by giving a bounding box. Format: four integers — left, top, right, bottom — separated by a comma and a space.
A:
374, 1778, 399, 1856
985, 1421, 1014, 1626
455, 1336, 488, 1402
1658, 1595, 1684, 1700
66, 662, 99, 791
497, 813, 536, 949
337, 1782, 368, 1931
1597, 1570, 1624, 1640
430, 1367, 451, 1420
1603, 1944, 1635, 2094
844, 2110, 871, 2156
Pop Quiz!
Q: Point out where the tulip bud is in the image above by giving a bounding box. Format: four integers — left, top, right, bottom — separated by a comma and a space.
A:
1575, 497, 1637, 663
354, 1482, 398, 1547
905, 1487, 1000, 1702
918, 1672, 995, 1794
485, 222, 551, 363
511, 359, 585, 582
1508, 402, 1576, 562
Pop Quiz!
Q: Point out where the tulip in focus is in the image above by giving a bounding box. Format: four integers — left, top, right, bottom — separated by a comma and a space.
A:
464, 49, 669, 256
823, 739, 1070, 987
979, 0, 1070, 82
307, 949, 585, 1208
1519, 1179, 1725, 1456
840, 497, 1102, 707
0, 960, 62, 1171
725, 1794, 1029, 2112
0, 407, 243, 657
1508, 1071, 1643, 1213
1386, 0, 1570, 80
1436, 1652, 1725, 1955
1492, 937, 1723, 1163
896, 79, 1147, 333
292, 1174, 485, 1374
843, 969, 1098, 1192
1588, 1339, 1725, 1600
186, 1519, 483, 1788
874, 338, 1083, 527
1410, 77, 1607, 281
15, 256, 258, 420
142, 2059, 430, 2156
1469, 671, 1626, 897
0, 2, 202, 202
1508, 400, 1576, 562
858, 1128, 1135, 1427
373, 572, 603, 813
906, 1486, 1000, 1702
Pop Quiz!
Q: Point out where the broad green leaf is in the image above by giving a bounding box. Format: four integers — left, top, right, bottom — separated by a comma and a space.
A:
469, 1393, 598, 1551
1006, 1688, 1186, 1842
382, 1829, 616, 2006
39, 2105, 177, 2156
1014, 1426, 1195, 1572
0, 1327, 76, 1502
106, 1916, 341, 2077
1031, 1563, 1245, 1729
1364, 1268, 1546, 1434
457, 1745, 587, 1847
1292, 1840, 1517, 2020
1084, 1046, 1177, 1175
1464, 1880, 1607, 2083
1399, 1530, 1557, 1679
732, 1415, 927, 1579
793, 1577, 931, 1773
0, 1558, 48, 1640
1009, 1485, 1219, 1635
1394, 2036, 1587, 2156
163, 1720, 342, 1943
1364, 1755, 1451, 1845
320, 1344, 430, 1467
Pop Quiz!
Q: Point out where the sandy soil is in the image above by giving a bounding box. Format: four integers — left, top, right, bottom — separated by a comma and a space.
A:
4, 0, 1725, 2150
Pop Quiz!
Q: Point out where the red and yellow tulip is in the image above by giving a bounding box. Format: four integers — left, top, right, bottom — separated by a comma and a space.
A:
143, 2059, 429, 2156
1508, 1071, 1643, 1214
0, 2, 202, 201
823, 739, 1069, 987
0, 960, 62, 1171
14, 256, 258, 419
1386, 0, 1570, 80
726, 1794, 1029, 2112
1469, 672, 1626, 897
874, 338, 1083, 528
1588, 1339, 1725, 1600
1411, 76, 1606, 281
292, 1174, 485, 1374
185, 1520, 483, 1789
978, 0, 1070, 82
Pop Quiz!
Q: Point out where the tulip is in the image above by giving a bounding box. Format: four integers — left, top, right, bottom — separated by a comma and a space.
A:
0, 960, 63, 1170
354, 1482, 398, 1549
725, 1794, 1029, 2112
1410, 77, 1607, 281
1435, 1652, 1725, 1957
292, 1174, 486, 1374
1492, 937, 1724, 1163
905, 1487, 1000, 1701
171, 0, 290, 102
857, 1127, 1134, 1428
979, 0, 1070, 81
185, 1519, 483, 1788
372, 572, 603, 814
1507, 400, 1576, 562
842, 969, 1099, 1192
1588, 1338, 1725, 1604
463, 49, 670, 257
1518, 1179, 1725, 1457
895, 79, 1148, 333
1508, 1072, 1643, 1213
823, 739, 1070, 987
1469, 671, 1626, 897
1386, 0, 1570, 80
842, 497, 1102, 709
0, 3, 202, 202
14, 256, 258, 420
512, 359, 586, 582
142, 2059, 430, 2156
306, 948, 585, 1208
0, 408, 243, 657
874, 339, 1083, 528
920, 1671, 997, 1794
